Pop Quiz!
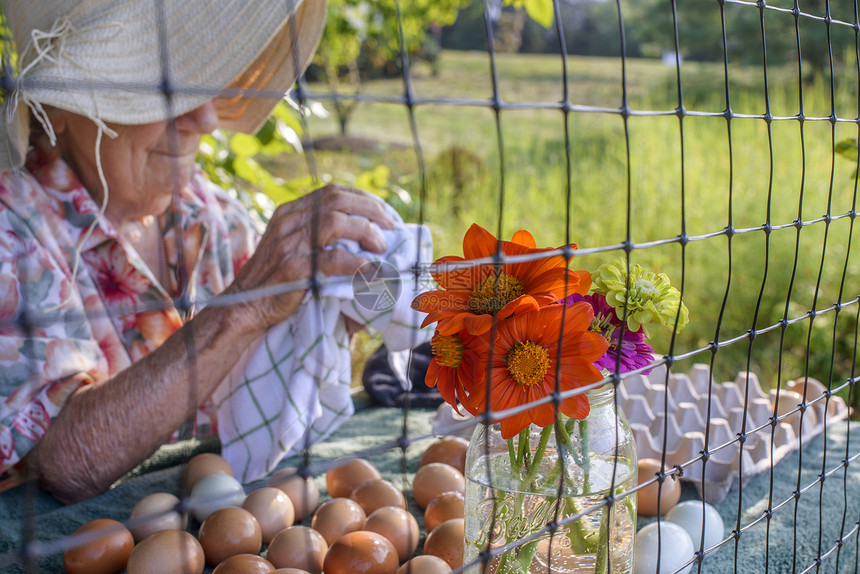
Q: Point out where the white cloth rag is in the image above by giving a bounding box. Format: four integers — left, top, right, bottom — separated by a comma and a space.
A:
213, 206, 434, 482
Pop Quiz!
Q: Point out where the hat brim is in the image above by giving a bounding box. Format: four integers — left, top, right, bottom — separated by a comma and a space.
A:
0, 0, 327, 171
215, 0, 326, 134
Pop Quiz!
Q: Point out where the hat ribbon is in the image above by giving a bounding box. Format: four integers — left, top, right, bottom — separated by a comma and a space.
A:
15, 16, 120, 310
11, 17, 76, 147
10, 16, 121, 148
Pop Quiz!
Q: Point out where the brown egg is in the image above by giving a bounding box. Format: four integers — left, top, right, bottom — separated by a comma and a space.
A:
351, 478, 407, 516
327, 458, 382, 499
424, 491, 465, 533
272, 570, 312, 574
183, 452, 234, 492
420, 437, 469, 474
423, 518, 464, 570
212, 554, 275, 574
198, 506, 263, 566
243, 486, 295, 543
126, 529, 205, 574
636, 458, 681, 517
771, 389, 804, 429
365, 506, 420, 563
63, 518, 134, 574
128, 492, 188, 542
267, 467, 320, 521
396, 555, 453, 574
323, 530, 399, 574
266, 525, 328, 574
311, 497, 367, 545
786, 376, 827, 401
412, 463, 465, 509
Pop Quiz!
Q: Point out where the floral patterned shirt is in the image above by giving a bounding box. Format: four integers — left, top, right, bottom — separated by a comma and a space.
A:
0, 145, 258, 488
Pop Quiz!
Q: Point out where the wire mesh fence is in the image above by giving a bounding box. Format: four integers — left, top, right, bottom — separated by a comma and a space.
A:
0, 0, 858, 572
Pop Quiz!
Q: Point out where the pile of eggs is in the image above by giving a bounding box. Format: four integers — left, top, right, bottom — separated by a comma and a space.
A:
61, 438, 730, 574
633, 458, 726, 574
61, 437, 470, 574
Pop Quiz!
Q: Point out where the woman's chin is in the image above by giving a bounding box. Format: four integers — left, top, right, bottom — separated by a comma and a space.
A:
149, 168, 193, 203
128, 185, 184, 221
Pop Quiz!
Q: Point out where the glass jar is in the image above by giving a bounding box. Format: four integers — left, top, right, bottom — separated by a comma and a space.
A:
463, 385, 637, 574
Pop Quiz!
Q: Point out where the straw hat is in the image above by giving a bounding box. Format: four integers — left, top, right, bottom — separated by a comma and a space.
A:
0, 0, 327, 170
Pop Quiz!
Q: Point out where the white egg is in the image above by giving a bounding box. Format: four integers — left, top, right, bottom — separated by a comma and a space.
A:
189, 473, 246, 522
665, 500, 725, 551
128, 492, 187, 542
634, 521, 694, 574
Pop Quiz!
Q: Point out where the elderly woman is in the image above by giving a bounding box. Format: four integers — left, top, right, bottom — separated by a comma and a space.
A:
0, 0, 397, 504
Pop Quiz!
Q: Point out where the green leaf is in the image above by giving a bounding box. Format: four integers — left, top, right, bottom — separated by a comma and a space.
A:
371, 164, 391, 187
273, 101, 302, 125
233, 156, 261, 185
259, 139, 290, 157
264, 186, 304, 206
261, 174, 318, 205
255, 118, 277, 146
355, 167, 391, 199
281, 114, 305, 136
230, 133, 262, 158
835, 138, 858, 161
522, 0, 553, 28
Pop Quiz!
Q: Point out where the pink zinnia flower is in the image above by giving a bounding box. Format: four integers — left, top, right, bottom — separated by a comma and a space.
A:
564, 293, 655, 374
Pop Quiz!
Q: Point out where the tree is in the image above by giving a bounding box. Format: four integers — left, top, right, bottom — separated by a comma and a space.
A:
443, 0, 632, 58
626, 0, 858, 77
313, 0, 465, 135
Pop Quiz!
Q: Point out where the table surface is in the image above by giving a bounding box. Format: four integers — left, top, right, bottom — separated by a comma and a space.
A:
1, 395, 858, 573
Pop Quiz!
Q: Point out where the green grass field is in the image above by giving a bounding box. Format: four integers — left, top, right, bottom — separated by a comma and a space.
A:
289, 50, 859, 403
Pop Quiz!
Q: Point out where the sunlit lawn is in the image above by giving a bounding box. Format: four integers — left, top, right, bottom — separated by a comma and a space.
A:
277, 50, 860, 398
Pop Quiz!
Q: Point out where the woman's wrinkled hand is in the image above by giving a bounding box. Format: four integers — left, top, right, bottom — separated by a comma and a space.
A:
227, 184, 395, 338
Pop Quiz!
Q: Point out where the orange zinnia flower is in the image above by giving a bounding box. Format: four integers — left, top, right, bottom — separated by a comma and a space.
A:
464, 303, 609, 440
411, 224, 589, 336
425, 330, 488, 415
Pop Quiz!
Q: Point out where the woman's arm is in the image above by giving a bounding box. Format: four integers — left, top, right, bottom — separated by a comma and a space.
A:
28, 185, 394, 504
29, 302, 254, 503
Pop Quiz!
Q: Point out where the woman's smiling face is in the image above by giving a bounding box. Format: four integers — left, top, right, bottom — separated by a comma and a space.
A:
51, 101, 218, 225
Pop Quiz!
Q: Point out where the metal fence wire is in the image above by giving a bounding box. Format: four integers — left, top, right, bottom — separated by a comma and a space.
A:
0, 0, 859, 572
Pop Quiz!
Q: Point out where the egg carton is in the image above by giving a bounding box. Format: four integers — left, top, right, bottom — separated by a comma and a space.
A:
619, 363, 851, 504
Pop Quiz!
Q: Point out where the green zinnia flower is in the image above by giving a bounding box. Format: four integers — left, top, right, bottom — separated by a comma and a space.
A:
591, 258, 689, 337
